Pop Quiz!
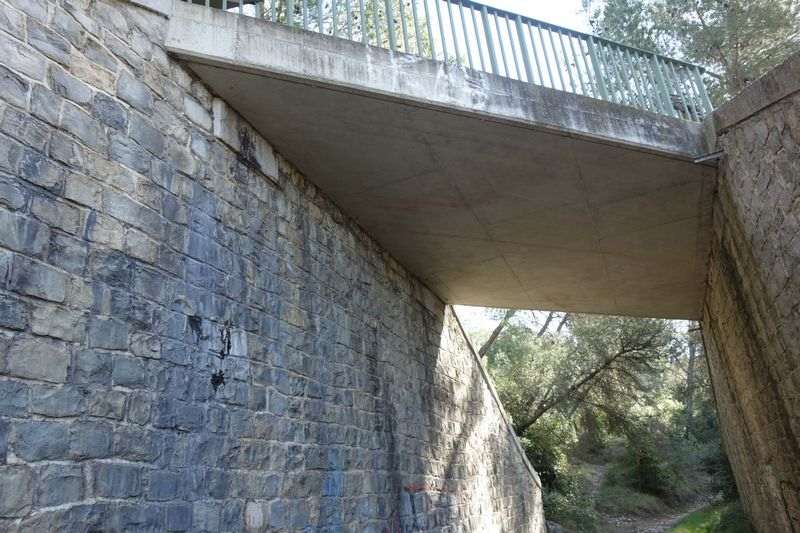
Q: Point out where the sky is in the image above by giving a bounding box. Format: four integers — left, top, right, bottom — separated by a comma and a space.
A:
485, 0, 592, 32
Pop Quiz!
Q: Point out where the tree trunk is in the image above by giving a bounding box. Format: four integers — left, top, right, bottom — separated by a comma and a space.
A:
684, 339, 697, 438
478, 309, 517, 358
536, 311, 555, 337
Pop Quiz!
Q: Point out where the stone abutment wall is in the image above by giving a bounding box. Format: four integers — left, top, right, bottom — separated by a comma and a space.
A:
703, 52, 800, 533
0, 0, 544, 529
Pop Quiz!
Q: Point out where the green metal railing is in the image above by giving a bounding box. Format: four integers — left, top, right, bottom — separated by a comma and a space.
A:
187, 0, 713, 121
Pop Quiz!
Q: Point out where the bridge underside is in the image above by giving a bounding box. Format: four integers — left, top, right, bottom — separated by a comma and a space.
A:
168, 3, 716, 319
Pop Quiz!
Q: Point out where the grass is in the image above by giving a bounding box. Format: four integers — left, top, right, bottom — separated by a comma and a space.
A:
668, 501, 754, 533
596, 484, 670, 516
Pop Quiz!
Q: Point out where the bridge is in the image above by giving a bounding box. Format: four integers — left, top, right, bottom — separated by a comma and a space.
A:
163, 0, 716, 319
0, 0, 797, 529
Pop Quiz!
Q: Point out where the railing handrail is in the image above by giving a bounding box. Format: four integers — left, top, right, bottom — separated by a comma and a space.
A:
450, 0, 707, 73
190, 0, 714, 121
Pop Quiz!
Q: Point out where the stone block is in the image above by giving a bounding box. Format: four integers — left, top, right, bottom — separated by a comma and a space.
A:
92, 93, 128, 131
19, 147, 65, 191
64, 171, 103, 208
117, 70, 154, 114
6, 335, 70, 383
13, 420, 70, 461
0, 175, 26, 211
30, 384, 86, 417
88, 389, 126, 419
109, 133, 152, 176
31, 196, 83, 235
52, 6, 88, 49
92, 462, 142, 498
69, 420, 112, 460
166, 503, 193, 531
1, 108, 50, 152
0, 4, 25, 36
51, 65, 93, 107
69, 50, 115, 94
31, 303, 86, 342
212, 98, 278, 182
0, 466, 33, 517
30, 84, 63, 126
83, 38, 118, 73
0, 64, 30, 109
0, 380, 29, 417
28, 20, 71, 66
49, 232, 89, 275
60, 102, 108, 153
125, 228, 159, 264
6, 0, 49, 23
184, 95, 211, 131
129, 112, 165, 156
0, 32, 46, 80
37, 464, 84, 507
0, 293, 29, 331
86, 212, 125, 249
147, 470, 180, 501
74, 349, 112, 385
88, 316, 129, 350
8, 255, 67, 302
112, 355, 147, 388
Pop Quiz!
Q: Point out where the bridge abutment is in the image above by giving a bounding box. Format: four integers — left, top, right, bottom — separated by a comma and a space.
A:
702, 52, 800, 533
0, 0, 543, 529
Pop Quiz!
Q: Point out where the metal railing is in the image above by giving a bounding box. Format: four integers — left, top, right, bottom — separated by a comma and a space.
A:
188, 0, 713, 121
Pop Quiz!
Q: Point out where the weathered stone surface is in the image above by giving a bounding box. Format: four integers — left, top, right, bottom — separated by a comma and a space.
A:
0, 466, 34, 517
0, 64, 29, 108
37, 464, 84, 507
6, 336, 70, 383
92, 93, 128, 130
0, 0, 544, 530
703, 52, 800, 533
13, 420, 70, 461
0, 293, 29, 330
8, 255, 67, 302
0, 210, 50, 257
51, 65, 93, 106
117, 69, 154, 114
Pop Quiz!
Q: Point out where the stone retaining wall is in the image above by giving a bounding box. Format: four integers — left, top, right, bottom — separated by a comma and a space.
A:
703, 52, 800, 533
0, 0, 544, 529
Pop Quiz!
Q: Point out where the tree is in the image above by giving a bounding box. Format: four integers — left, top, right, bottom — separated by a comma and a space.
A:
487, 315, 675, 435
583, 0, 800, 102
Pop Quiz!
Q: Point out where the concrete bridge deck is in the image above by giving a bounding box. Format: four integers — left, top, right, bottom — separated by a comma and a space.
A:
164, 1, 716, 319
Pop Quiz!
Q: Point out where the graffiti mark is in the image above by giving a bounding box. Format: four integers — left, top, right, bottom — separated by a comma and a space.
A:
218, 322, 231, 360
210, 369, 226, 392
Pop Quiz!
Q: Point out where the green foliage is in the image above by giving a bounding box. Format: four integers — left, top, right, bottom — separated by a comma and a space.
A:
596, 484, 669, 516
584, 0, 800, 101
472, 310, 741, 526
668, 501, 755, 533
544, 489, 601, 533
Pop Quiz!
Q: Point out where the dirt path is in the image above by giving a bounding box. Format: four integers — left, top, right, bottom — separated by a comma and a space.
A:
602, 503, 706, 533
576, 461, 711, 533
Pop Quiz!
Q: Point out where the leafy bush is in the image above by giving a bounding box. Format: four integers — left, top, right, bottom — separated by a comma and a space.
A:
668, 500, 754, 532
596, 484, 669, 516
544, 489, 600, 532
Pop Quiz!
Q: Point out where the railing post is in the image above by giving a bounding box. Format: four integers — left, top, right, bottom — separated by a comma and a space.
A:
446, 0, 461, 65
286, 0, 294, 25
692, 66, 713, 116
480, 6, 498, 75
359, 0, 367, 43
587, 37, 608, 100
434, 0, 448, 61
385, 0, 396, 50
514, 16, 533, 83
649, 56, 673, 116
